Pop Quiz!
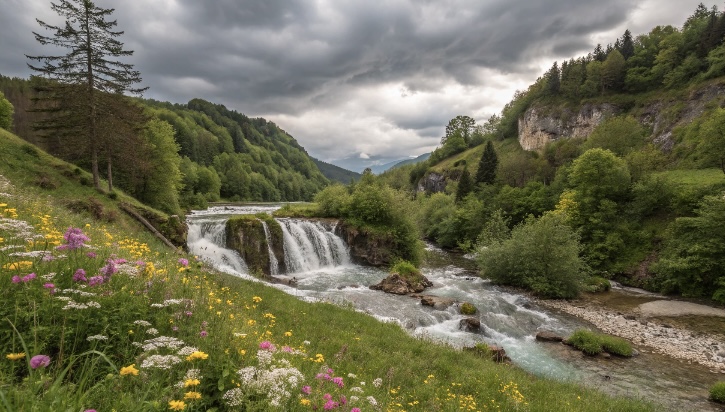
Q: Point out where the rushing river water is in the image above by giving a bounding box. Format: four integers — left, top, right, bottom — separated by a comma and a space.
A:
187, 204, 723, 411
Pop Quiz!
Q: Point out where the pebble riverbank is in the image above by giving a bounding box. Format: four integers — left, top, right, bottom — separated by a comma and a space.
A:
536, 298, 725, 374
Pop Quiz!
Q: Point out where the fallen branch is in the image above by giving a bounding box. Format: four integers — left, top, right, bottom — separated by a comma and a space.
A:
119, 203, 180, 253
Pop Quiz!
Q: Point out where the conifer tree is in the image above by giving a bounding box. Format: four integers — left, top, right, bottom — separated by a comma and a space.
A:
455, 167, 473, 203
620, 29, 635, 60
476, 141, 498, 185
27, 0, 146, 190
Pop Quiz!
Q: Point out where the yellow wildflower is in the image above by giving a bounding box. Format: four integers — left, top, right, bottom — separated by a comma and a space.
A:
168, 400, 186, 410
3, 261, 32, 270
186, 351, 209, 361
284, 331, 292, 337
120, 364, 139, 376
184, 391, 202, 400
300, 398, 311, 406
184, 378, 200, 387
6, 353, 25, 360
252, 296, 262, 303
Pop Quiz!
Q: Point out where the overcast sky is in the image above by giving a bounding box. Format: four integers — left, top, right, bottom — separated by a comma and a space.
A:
0, 0, 717, 171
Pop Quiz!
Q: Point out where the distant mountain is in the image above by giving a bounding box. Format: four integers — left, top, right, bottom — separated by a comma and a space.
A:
312, 158, 361, 183
390, 152, 430, 170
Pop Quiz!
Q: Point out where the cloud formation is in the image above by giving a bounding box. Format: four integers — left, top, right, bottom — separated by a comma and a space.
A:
0, 0, 716, 171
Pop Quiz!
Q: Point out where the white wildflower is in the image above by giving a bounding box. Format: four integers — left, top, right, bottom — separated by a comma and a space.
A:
367, 396, 378, 406
350, 387, 363, 393
372, 378, 382, 388
87, 334, 108, 341
222, 388, 245, 407
146, 328, 159, 336
177, 346, 199, 356
140, 336, 185, 352
347, 373, 357, 378
184, 369, 202, 380
133, 320, 152, 327
140, 355, 182, 369
350, 396, 360, 403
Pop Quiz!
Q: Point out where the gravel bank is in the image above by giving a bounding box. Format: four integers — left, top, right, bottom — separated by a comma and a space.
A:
536, 298, 725, 373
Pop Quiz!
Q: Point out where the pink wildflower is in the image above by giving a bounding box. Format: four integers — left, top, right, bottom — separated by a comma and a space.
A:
73, 269, 87, 282
11, 276, 21, 284
323, 400, 338, 410
22, 273, 36, 282
86, 251, 97, 258
301, 386, 311, 395
178, 258, 189, 266
259, 341, 275, 351
57, 227, 89, 250
351, 408, 361, 412
30, 355, 51, 369
332, 377, 344, 388
88, 276, 104, 287
199, 330, 208, 337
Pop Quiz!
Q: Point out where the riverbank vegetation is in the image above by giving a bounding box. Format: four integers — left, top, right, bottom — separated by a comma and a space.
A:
0, 131, 655, 411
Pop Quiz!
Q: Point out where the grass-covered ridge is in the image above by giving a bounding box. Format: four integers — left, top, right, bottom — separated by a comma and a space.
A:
0, 135, 655, 410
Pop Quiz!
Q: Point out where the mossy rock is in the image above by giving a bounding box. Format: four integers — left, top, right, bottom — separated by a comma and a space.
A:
460, 302, 477, 315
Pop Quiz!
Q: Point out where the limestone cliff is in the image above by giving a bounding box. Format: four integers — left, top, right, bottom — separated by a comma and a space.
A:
518, 103, 618, 151
225, 216, 285, 276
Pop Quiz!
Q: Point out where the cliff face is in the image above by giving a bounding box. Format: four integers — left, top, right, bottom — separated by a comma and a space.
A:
518, 84, 725, 152
417, 172, 447, 194
335, 221, 396, 266
518, 103, 618, 151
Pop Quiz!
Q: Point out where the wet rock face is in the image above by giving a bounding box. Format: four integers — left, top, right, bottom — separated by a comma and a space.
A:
417, 172, 447, 193
370, 273, 433, 295
459, 317, 481, 332
419, 295, 456, 310
535, 331, 565, 342
335, 222, 395, 266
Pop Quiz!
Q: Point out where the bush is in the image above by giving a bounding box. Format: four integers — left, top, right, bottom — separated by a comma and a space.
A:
314, 184, 350, 217
568, 330, 602, 355
710, 381, 725, 403
584, 276, 611, 293
390, 260, 425, 285
567, 329, 633, 357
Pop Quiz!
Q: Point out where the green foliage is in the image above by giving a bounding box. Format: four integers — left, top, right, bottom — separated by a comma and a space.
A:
443, 115, 476, 146
600, 335, 634, 357
476, 141, 498, 185
314, 184, 351, 217
710, 382, 725, 403
652, 195, 725, 303
584, 276, 611, 293
695, 107, 725, 174
0, 90, 13, 130
583, 115, 648, 157
455, 168, 473, 203
567, 330, 603, 355
477, 213, 583, 299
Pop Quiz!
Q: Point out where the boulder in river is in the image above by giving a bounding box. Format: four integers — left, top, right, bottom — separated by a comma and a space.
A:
419, 295, 456, 309
459, 317, 481, 332
536, 331, 565, 342
370, 273, 432, 295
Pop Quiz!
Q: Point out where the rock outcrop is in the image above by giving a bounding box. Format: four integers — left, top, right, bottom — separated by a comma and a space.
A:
459, 317, 481, 332
225, 216, 285, 276
335, 221, 396, 266
417, 172, 447, 193
535, 330, 565, 342
518, 103, 618, 151
419, 295, 456, 310
370, 273, 433, 295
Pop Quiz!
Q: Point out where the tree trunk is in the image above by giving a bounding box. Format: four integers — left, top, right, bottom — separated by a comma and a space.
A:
107, 154, 113, 192
85, 4, 100, 190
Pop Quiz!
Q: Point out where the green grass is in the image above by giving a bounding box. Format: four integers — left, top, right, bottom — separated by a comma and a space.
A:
653, 168, 725, 187
567, 329, 634, 357
0, 131, 655, 411
710, 381, 725, 403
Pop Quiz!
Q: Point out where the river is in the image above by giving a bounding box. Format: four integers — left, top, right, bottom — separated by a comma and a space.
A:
187, 204, 724, 411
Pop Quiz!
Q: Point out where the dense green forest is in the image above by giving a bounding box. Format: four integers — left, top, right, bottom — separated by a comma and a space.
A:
0, 76, 330, 213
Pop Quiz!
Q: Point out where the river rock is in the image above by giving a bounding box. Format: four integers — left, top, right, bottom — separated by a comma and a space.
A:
535, 331, 565, 342
370, 274, 432, 295
459, 317, 481, 332
420, 295, 456, 310
489, 345, 510, 363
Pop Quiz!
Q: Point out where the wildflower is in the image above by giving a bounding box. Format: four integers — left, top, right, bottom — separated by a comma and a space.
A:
184, 391, 201, 400
313, 353, 325, 363
57, 227, 90, 250
186, 351, 209, 361
285, 331, 292, 337
22, 273, 37, 282
141, 355, 182, 369
222, 388, 245, 407
351, 408, 361, 412
120, 364, 139, 376
168, 400, 186, 410
178, 258, 189, 266
323, 399, 338, 410
146, 328, 159, 336
300, 398, 311, 406
86, 251, 97, 258
185, 311, 193, 317
259, 341, 275, 351
30, 355, 51, 369
333, 377, 344, 388
100, 259, 118, 277
11, 275, 21, 284
84, 410, 97, 412
86, 334, 108, 342
199, 330, 207, 337
133, 320, 152, 327
252, 296, 262, 303
301, 385, 312, 395
184, 378, 200, 387
73, 269, 87, 282
6, 353, 25, 360
372, 378, 383, 388
88, 276, 104, 287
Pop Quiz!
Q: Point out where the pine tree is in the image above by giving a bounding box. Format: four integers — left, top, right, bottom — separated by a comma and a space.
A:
27, 0, 146, 190
455, 167, 473, 203
620, 29, 635, 60
546, 61, 560, 95
476, 141, 498, 185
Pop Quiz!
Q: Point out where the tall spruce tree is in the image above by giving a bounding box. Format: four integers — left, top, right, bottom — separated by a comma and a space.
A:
27, 0, 146, 190
455, 167, 473, 203
476, 140, 498, 185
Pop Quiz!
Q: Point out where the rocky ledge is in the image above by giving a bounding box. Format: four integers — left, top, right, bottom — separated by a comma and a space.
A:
536, 299, 725, 373
369, 273, 433, 295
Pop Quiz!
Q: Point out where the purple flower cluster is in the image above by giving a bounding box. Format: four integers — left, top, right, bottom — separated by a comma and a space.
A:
88, 276, 104, 287
57, 227, 90, 251
30, 354, 51, 369
316, 369, 344, 387
11, 273, 37, 284
322, 393, 347, 410
178, 258, 189, 266
73, 269, 87, 282
259, 340, 276, 351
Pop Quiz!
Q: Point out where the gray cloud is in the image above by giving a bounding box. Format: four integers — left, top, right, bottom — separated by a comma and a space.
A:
0, 0, 716, 166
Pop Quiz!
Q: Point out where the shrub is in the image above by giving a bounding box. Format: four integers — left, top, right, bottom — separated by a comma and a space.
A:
460, 302, 477, 315
314, 184, 350, 217
567, 329, 633, 357
710, 381, 725, 403
584, 276, 611, 293
390, 260, 426, 285
568, 330, 602, 355
600, 335, 633, 357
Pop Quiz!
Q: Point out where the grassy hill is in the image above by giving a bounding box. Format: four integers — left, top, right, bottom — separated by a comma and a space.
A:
0, 129, 654, 411
312, 157, 361, 183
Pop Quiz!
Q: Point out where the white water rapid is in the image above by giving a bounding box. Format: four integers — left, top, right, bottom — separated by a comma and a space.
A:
186, 204, 720, 412
261, 221, 279, 276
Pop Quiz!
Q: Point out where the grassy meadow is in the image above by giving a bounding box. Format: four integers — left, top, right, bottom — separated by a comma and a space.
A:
0, 131, 656, 411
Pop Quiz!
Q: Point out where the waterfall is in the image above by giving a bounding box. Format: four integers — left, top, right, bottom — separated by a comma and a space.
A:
261, 221, 279, 276
187, 217, 248, 274
278, 219, 350, 273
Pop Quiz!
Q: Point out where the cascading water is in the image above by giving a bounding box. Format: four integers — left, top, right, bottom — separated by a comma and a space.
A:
186, 205, 720, 411
261, 221, 279, 276
278, 218, 350, 273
